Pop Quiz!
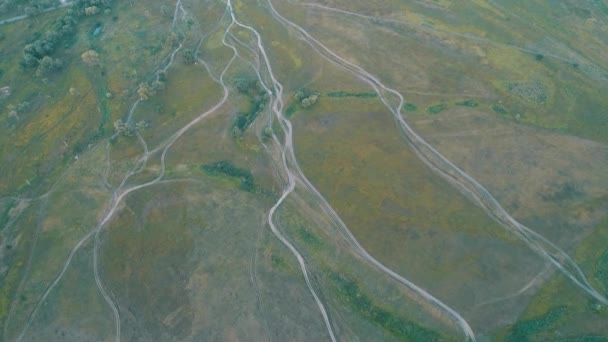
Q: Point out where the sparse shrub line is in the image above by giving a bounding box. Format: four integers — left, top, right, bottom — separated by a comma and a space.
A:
200, 160, 256, 192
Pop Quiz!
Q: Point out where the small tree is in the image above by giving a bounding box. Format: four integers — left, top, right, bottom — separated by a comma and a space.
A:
181, 48, 195, 65
35, 56, 63, 77
157, 71, 167, 82
114, 119, 149, 136
22, 54, 39, 67
262, 126, 273, 140
234, 78, 251, 93
166, 32, 179, 47
45, 30, 60, 44
81, 50, 100, 66
113, 119, 127, 135
135, 120, 149, 131
137, 83, 155, 100
294, 89, 306, 101
84, 6, 100, 16
301, 94, 318, 108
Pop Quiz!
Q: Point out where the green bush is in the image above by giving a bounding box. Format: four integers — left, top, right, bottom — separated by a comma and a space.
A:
201, 161, 256, 192
455, 100, 479, 107
330, 273, 440, 341
232, 78, 268, 135
403, 102, 417, 111
492, 103, 508, 115
507, 306, 566, 342
595, 250, 608, 292
0, 200, 14, 233
285, 102, 299, 117
296, 226, 322, 248
428, 103, 447, 114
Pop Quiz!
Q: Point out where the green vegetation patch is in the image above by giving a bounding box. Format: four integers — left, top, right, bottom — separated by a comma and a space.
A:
591, 0, 608, 15
201, 160, 255, 192
285, 101, 299, 117
428, 103, 448, 114
556, 337, 608, 342
403, 102, 417, 111
296, 226, 322, 249
492, 103, 509, 115
455, 100, 479, 107
507, 82, 548, 104
540, 182, 583, 202
595, 250, 608, 292
326, 91, 377, 98
270, 254, 286, 268
20, 0, 113, 73
330, 273, 441, 341
285, 88, 320, 117
232, 77, 268, 136
0, 200, 14, 232
507, 306, 566, 342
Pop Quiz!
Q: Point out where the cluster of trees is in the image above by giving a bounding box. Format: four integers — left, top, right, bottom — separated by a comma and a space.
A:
262, 126, 273, 140
20, 0, 112, 72
7, 101, 31, 119
301, 94, 318, 108
113, 119, 148, 136
73, 0, 112, 15
294, 89, 319, 108
137, 76, 166, 100
166, 31, 181, 48
234, 77, 262, 94
35, 56, 63, 76
231, 77, 269, 137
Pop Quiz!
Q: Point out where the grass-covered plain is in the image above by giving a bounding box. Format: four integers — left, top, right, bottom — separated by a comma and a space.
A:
0, 0, 607, 340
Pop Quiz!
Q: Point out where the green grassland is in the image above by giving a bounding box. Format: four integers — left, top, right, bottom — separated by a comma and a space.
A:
0, 0, 607, 340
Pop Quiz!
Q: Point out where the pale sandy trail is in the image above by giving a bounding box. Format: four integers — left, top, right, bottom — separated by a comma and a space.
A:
259, 1, 478, 340
474, 264, 553, 309
227, 0, 475, 339
226, 1, 337, 340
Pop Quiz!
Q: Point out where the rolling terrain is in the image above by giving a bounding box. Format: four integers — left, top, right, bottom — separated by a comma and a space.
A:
0, 0, 607, 341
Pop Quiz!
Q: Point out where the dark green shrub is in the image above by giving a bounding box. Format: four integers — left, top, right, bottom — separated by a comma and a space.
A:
201, 161, 256, 192
428, 103, 447, 114
595, 250, 608, 292
492, 103, 508, 115
507, 307, 566, 342
403, 102, 417, 111
181, 48, 195, 65
455, 100, 479, 107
